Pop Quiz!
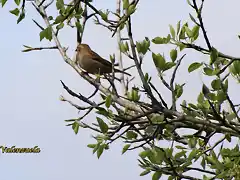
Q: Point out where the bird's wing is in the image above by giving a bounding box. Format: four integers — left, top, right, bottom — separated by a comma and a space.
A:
90, 50, 113, 67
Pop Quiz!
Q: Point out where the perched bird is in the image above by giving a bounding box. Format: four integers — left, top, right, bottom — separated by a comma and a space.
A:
75, 44, 130, 76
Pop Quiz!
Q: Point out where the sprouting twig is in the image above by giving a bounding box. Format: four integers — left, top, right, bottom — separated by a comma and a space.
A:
22, 46, 58, 52
32, 19, 44, 30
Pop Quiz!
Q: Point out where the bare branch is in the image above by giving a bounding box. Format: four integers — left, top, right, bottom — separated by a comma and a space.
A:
192, 0, 211, 50
116, 0, 127, 95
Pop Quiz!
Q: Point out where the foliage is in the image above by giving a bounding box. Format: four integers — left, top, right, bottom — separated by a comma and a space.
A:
2, 0, 240, 179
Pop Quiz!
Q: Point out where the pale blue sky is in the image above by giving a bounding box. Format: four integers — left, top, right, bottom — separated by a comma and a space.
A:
0, 0, 240, 179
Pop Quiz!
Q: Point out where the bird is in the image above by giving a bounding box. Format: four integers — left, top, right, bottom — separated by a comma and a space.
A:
74, 44, 131, 76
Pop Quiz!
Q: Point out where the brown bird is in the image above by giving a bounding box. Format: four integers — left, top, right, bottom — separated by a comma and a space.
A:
75, 44, 130, 76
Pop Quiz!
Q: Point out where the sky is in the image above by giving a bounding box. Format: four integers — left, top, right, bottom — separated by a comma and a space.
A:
0, 0, 240, 180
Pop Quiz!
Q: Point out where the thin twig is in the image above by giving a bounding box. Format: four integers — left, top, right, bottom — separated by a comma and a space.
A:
22, 46, 58, 52
149, 82, 168, 109
170, 54, 186, 110
60, 80, 97, 107
38, 0, 46, 7
202, 136, 225, 154
32, 19, 44, 30
192, 0, 211, 50
126, 16, 160, 107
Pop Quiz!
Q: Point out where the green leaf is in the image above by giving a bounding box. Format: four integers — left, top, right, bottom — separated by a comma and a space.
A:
9, 8, 19, 16
139, 149, 150, 158
123, 0, 129, 9
175, 150, 186, 159
17, 10, 25, 24
127, 4, 136, 14
56, 0, 64, 10
65, 118, 76, 122
1, 0, 7, 7
152, 53, 166, 70
188, 62, 202, 72
197, 92, 204, 104
97, 117, 108, 133
87, 144, 96, 148
152, 37, 164, 44
54, 15, 65, 24
189, 13, 197, 24
203, 67, 214, 76
140, 170, 151, 176
103, 144, 109, 150
97, 144, 104, 158
165, 148, 173, 159
129, 88, 140, 101
211, 79, 221, 90
144, 73, 149, 82
56, 22, 64, 30
191, 25, 200, 40
75, 6, 83, 18
175, 84, 184, 98
176, 20, 181, 35
163, 62, 176, 71
217, 90, 227, 103
166, 34, 171, 43
185, 26, 192, 38
210, 47, 218, 65
136, 39, 150, 55
126, 131, 138, 139
226, 113, 237, 122
179, 25, 186, 39
203, 175, 211, 180
202, 84, 210, 99
72, 121, 79, 134
188, 148, 198, 160
92, 143, 100, 154
39, 27, 52, 41
105, 95, 112, 108
99, 11, 108, 21
152, 36, 170, 44
188, 103, 198, 110
151, 114, 164, 124
14, 0, 20, 5
122, 144, 130, 154
150, 148, 165, 164
223, 79, 228, 92
152, 171, 162, 180
179, 43, 186, 51
175, 145, 187, 150
233, 60, 240, 73
95, 107, 111, 117
225, 133, 231, 142
75, 21, 83, 33
136, 42, 141, 54
119, 42, 128, 53
169, 25, 175, 39
124, 42, 129, 51
170, 49, 177, 62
